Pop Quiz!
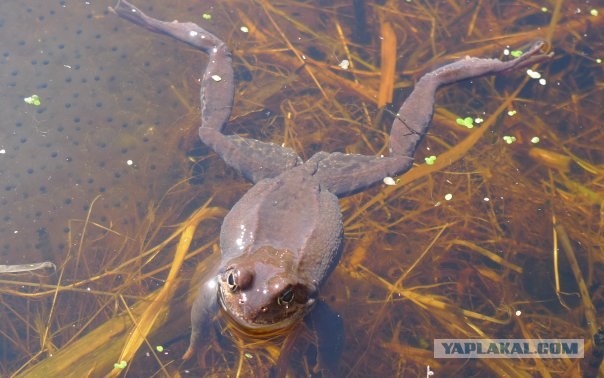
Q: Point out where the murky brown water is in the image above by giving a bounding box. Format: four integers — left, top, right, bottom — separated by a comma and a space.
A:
0, 1, 206, 265
2, 0, 603, 377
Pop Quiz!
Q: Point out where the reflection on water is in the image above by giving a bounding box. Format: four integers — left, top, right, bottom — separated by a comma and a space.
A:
1, 0, 602, 376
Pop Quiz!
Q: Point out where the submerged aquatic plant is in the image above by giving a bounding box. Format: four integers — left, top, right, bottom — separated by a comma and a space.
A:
2, 0, 603, 376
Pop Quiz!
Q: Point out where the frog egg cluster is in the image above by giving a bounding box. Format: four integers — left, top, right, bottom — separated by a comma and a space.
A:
0, 1, 190, 264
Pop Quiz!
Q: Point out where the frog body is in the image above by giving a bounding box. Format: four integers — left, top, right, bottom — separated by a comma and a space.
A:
218, 163, 343, 330
111, 0, 552, 368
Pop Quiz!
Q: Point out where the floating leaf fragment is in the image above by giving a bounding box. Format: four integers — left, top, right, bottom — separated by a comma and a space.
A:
114, 360, 127, 369
24, 94, 41, 106
338, 59, 350, 70
455, 116, 474, 129
383, 177, 397, 186
424, 155, 437, 165
503, 135, 517, 144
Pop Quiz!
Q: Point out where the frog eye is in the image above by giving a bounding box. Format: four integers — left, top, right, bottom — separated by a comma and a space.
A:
277, 288, 294, 306
226, 270, 238, 291
225, 268, 253, 291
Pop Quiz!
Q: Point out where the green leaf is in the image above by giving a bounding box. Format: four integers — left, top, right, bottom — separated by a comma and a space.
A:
503, 135, 517, 144
114, 360, 127, 369
24, 94, 41, 106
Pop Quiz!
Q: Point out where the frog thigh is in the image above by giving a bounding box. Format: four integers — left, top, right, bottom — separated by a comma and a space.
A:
309, 151, 412, 198
199, 128, 303, 183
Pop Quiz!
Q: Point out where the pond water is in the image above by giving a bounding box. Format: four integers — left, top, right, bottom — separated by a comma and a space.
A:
1, 0, 602, 377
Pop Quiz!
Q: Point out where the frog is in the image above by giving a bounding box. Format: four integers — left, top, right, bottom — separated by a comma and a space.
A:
111, 0, 552, 370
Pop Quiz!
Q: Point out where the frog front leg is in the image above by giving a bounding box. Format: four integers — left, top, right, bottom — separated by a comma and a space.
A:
111, 0, 302, 183
182, 274, 220, 361
312, 41, 553, 197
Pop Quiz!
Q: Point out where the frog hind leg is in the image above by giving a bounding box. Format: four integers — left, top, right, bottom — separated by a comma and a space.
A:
110, 0, 302, 183
312, 41, 552, 198
390, 41, 552, 158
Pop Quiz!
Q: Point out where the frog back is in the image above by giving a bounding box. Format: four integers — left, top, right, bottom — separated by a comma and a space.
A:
220, 166, 343, 287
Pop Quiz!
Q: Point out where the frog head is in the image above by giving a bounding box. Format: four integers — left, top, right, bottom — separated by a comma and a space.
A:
217, 245, 317, 331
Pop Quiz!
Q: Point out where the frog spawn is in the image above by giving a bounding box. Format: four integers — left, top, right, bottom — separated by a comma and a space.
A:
0, 1, 194, 265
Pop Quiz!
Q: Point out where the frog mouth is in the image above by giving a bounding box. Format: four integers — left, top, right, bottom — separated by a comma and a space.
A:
219, 305, 299, 336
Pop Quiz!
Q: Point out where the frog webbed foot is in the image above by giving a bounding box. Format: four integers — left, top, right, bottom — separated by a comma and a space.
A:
422, 40, 552, 84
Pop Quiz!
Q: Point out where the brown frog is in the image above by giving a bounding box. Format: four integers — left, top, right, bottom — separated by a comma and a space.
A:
111, 0, 551, 369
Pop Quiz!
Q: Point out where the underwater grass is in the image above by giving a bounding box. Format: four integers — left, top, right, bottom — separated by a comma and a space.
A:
2, 0, 603, 376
